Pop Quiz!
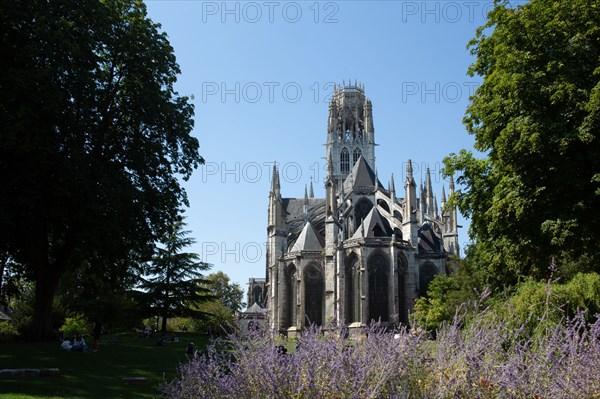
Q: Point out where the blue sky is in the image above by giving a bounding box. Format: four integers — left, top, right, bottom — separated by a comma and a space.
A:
144, 0, 503, 292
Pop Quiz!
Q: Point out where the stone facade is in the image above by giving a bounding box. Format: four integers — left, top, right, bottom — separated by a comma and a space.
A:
250, 82, 459, 335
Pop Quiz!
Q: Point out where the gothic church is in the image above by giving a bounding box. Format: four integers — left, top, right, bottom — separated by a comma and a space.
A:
248, 82, 459, 335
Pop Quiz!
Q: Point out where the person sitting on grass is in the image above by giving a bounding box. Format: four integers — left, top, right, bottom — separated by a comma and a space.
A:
71, 334, 88, 352
156, 333, 168, 346
61, 339, 72, 351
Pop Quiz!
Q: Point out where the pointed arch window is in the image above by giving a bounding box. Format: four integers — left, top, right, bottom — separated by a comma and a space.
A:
304, 265, 324, 326
368, 254, 389, 322
341, 148, 350, 174
345, 256, 360, 323
353, 147, 362, 166
397, 253, 408, 324
286, 264, 297, 328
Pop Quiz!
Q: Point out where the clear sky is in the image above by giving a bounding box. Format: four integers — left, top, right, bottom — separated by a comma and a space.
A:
143, 0, 510, 295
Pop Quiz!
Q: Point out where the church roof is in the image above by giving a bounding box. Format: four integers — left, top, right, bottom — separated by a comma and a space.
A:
290, 221, 324, 253
343, 156, 385, 193
351, 206, 394, 239
282, 198, 326, 244
243, 303, 267, 314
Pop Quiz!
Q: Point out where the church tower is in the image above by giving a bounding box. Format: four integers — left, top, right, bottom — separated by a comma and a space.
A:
326, 81, 376, 189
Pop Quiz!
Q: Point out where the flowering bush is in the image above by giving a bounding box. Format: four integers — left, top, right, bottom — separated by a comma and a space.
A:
163, 309, 600, 399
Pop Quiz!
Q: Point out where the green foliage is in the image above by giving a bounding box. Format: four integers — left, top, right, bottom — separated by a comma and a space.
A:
0, 322, 19, 343
204, 271, 245, 313
0, 0, 203, 339
489, 273, 600, 337
412, 255, 486, 332
6, 281, 35, 336
413, 274, 461, 332
139, 216, 211, 333
190, 300, 236, 336
55, 257, 145, 332
165, 317, 192, 332
445, 0, 600, 287
59, 314, 88, 338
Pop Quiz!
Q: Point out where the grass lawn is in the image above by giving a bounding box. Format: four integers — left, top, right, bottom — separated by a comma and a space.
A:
0, 332, 209, 399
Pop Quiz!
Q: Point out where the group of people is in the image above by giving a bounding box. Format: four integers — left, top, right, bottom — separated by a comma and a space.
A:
60, 330, 199, 360
156, 333, 180, 346
60, 334, 90, 352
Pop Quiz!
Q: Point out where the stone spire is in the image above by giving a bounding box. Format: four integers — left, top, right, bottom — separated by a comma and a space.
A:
403, 160, 417, 220
270, 161, 280, 197
419, 180, 425, 217
389, 173, 396, 209
303, 184, 309, 222
425, 166, 434, 217
441, 185, 446, 211
309, 177, 314, 198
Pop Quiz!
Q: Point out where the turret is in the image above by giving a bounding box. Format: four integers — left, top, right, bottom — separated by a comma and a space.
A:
266, 162, 286, 290
425, 166, 434, 218
364, 98, 374, 143
268, 162, 283, 230
441, 185, 446, 215
325, 149, 337, 217
389, 173, 396, 208
419, 181, 426, 221
402, 160, 419, 245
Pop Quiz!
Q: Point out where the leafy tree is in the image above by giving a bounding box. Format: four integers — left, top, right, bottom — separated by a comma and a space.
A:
205, 271, 246, 313
412, 255, 483, 332
191, 300, 237, 336
0, 1, 203, 339
139, 217, 211, 333
56, 254, 145, 332
444, 0, 600, 286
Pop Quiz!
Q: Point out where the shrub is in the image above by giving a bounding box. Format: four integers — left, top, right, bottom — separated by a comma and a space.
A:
190, 300, 236, 336
0, 321, 19, 343
59, 314, 88, 338
164, 305, 600, 398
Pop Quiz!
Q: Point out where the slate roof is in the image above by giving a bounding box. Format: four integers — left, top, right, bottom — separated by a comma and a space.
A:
352, 206, 394, 239
243, 303, 268, 314
282, 198, 326, 245
289, 221, 324, 253
343, 156, 385, 194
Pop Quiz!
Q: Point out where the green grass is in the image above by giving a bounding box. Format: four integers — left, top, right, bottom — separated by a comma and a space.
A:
0, 333, 209, 399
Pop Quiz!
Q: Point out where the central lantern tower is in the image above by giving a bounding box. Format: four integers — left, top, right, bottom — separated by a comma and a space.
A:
326, 81, 376, 189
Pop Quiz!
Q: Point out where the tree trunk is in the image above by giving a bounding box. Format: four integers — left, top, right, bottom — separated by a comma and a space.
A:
0, 253, 6, 299
31, 261, 61, 340
28, 218, 71, 341
161, 314, 168, 333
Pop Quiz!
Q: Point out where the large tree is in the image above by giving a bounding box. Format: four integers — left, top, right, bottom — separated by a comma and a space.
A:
444, 0, 600, 287
205, 271, 246, 314
140, 217, 211, 333
0, 0, 203, 339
